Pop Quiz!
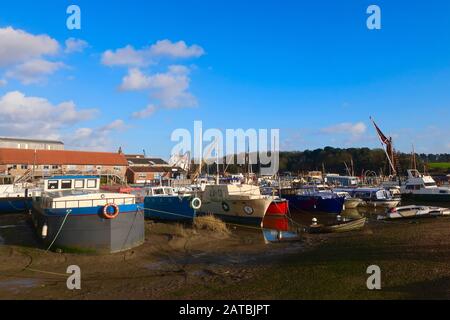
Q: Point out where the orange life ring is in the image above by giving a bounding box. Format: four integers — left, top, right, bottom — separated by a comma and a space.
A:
103, 203, 119, 219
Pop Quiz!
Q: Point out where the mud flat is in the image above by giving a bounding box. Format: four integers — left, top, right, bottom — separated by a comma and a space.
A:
0, 213, 450, 299
0, 214, 305, 300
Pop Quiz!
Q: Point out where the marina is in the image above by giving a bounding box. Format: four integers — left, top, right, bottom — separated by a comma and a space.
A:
1, 134, 449, 301
1, 0, 450, 303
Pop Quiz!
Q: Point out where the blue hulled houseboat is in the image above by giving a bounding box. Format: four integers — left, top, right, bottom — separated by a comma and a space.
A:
31, 176, 144, 253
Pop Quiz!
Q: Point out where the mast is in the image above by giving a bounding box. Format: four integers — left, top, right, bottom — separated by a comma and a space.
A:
216, 139, 220, 185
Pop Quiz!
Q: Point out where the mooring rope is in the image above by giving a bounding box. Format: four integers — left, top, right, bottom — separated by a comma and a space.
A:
46, 209, 72, 252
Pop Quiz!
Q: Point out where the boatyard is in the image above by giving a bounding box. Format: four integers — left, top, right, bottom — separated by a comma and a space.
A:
0, 115, 450, 299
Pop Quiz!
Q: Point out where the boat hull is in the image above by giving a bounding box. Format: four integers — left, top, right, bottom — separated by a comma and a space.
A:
266, 199, 289, 215
144, 196, 196, 221
363, 199, 400, 209
283, 195, 345, 214
344, 198, 363, 209
0, 197, 32, 214
197, 198, 272, 227
401, 193, 450, 203
31, 204, 145, 254
308, 217, 366, 234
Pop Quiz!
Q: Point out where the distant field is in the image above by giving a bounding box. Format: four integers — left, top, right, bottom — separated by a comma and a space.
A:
428, 162, 450, 169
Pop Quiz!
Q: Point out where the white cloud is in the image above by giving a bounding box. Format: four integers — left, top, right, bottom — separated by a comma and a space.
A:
120, 65, 197, 108
149, 39, 205, 58
66, 119, 126, 151
321, 122, 367, 136
101, 40, 205, 67
104, 39, 204, 113
0, 91, 97, 138
99, 119, 126, 132
119, 68, 151, 91
6, 59, 65, 84
0, 79, 6, 87
0, 26, 66, 84
65, 38, 89, 53
0, 26, 59, 67
132, 104, 156, 119
102, 45, 150, 67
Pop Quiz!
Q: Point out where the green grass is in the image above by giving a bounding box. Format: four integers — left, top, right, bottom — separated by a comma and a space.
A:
428, 162, 450, 169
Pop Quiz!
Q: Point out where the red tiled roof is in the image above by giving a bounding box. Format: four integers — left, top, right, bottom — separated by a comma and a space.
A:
0, 148, 128, 166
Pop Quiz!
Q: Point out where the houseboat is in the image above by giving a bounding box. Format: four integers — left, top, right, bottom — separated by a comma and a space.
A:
142, 186, 199, 221
401, 169, 450, 202
198, 184, 274, 227
31, 176, 144, 253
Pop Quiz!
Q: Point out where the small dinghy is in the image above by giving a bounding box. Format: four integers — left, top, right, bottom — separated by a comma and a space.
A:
378, 205, 450, 220
307, 216, 367, 234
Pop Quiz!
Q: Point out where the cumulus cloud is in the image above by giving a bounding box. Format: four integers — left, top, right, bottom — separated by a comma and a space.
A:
0, 91, 97, 138
6, 59, 65, 84
132, 104, 157, 119
120, 65, 197, 108
66, 119, 126, 150
149, 40, 205, 58
0, 26, 59, 67
119, 68, 151, 91
65, 38, 89, 53
101, 40, 204, 67
102, 45, 149, 67
103, 39, 204, 116
0, 26, 66, 84
321, 122, 367, 136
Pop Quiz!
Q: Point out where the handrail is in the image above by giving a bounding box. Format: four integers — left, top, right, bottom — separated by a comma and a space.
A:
50, 196, 135, 209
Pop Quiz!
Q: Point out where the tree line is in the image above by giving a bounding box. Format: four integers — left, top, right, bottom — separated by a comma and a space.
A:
204, 147, 450, 176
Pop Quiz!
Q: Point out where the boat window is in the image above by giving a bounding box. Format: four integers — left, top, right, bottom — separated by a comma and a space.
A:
48, 180, 59, 190
74, 179, 84, 189
87, 179, 97, 188
61, 180, 72, 189
424, 182, 437, 187
154, 188, 164, 195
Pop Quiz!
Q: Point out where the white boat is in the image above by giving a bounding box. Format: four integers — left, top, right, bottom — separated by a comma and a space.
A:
351, 187, 400, 209
378, 205, 450, 220
335, 191, 364, 209
198, 184, 274, 226
401, 169, 450, 202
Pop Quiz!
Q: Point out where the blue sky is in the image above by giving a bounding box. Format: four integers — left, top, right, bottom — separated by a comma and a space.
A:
0, 0, 449, 158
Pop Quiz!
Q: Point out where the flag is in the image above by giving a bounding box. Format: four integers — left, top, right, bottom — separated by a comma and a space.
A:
370, 117, 390, 145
